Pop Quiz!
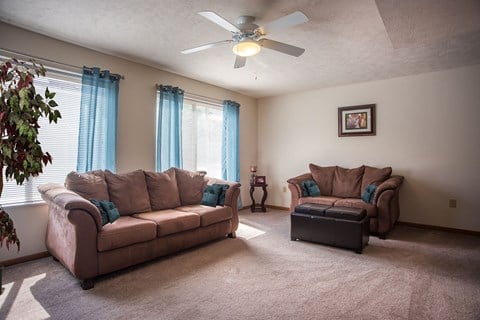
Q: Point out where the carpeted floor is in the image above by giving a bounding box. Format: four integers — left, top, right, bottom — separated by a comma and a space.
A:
1, 209, 479, 320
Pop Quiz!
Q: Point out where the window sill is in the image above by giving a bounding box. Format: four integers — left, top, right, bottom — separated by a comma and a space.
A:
1, 200, 46, 210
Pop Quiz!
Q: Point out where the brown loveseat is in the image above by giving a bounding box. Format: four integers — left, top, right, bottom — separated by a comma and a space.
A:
287, 164, 403, 239
38, 167, 240, 289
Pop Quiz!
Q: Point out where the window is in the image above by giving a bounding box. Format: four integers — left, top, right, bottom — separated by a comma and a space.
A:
182, 98, 223, 178
2, 72, 82, 206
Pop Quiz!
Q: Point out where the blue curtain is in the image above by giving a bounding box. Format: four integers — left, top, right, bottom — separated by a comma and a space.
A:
77, 67, 119, 172
222, 100, 240, 182
156, 85, 184, 171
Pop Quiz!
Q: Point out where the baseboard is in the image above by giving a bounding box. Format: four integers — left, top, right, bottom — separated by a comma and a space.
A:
0, 251, 51, 266
397, 221, 480, 236
265, 205, 289, 211
241, 205, 289, 211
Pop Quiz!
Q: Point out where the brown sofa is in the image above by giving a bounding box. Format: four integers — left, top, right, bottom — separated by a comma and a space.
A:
38, 167, 240, 290
287, 164, 403, 239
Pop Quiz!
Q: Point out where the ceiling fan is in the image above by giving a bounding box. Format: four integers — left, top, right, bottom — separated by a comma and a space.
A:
181, 11, 309, 68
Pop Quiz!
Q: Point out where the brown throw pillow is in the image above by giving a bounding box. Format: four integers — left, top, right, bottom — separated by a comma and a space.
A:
104, 169, 152, 215
174, 168, 207, 205
65, 170, 109, 201
361, 166, 392, 192
144, 168, 182, 210
309, 164, 336, 196
332, 166, 365, 198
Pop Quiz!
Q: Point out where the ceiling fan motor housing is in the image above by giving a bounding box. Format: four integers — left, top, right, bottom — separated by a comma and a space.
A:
234, 15, 262, 42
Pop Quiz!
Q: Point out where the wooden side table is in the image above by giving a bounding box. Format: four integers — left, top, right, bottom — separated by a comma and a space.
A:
250, 183, 268, 212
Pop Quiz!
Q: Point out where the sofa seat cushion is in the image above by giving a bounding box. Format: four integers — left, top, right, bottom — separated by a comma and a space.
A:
133, 210, 201, 237
334, 198, 377, 218
97, 216, 157, 252
299, 196, 342, 206
176, 205, 232, 227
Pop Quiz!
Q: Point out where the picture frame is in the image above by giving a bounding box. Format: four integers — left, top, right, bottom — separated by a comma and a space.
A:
338, 104, 376, 137
254, 175, 266, 185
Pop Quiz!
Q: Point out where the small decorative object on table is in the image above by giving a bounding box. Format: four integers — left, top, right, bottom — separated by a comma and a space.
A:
250, 165, 257, 185
254, 175, 266, 185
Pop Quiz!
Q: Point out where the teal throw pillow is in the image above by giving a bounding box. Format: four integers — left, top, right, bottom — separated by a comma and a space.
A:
213, 184, 230, 206
201, 185, 224, 207
301, 179, 321, 197
100, 201, 120, 223
361, 184, 377, 204
90, 199, 120, 225
301, 183, 309, 197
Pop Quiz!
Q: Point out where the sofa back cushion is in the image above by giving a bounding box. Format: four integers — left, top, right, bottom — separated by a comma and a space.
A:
332, 166, 365, 198
65, 170, 109, 201
144, 168, 182, 210
105, 170, 152, 215
309, 164, 336, 196
174, 168, 207, 205
361, 166, 392, 193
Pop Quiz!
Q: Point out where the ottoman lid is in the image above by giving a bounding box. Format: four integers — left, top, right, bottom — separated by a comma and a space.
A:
294, 203, 331, 217
325, 206, 367, 221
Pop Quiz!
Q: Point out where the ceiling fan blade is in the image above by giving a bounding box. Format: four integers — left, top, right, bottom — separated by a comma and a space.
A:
181, 40, 232, 54
259, 39, 305, 57
234, 56, 247, 69
198, 11, 241, 33
258, 11, 308, 35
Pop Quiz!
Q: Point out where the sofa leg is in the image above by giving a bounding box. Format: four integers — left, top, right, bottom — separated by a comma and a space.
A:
80, 279, 94, 290
228, 232, 236, 239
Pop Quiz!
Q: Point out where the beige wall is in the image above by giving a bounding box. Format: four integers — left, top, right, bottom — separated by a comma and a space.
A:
258, 65, 480, 232
0, 22, 257, 261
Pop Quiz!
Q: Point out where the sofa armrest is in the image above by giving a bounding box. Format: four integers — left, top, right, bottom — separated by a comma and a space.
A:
205, 177, 241, 208
38, 183, 101, 281
373, 175, 403, 204
38, 183, 102, 231
205, 177, 241, 233
287, 173, 312, 212
287, 173, 313, 186
287, 172, 313, 196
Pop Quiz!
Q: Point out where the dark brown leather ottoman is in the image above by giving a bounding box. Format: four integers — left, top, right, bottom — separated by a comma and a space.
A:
291, 203, 369, 253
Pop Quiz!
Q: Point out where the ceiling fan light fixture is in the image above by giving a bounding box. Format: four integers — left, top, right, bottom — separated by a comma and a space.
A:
232, 40, 261, 57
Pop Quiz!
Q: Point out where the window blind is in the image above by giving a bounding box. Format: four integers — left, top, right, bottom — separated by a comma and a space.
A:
1, 74, 82, 206
182, 99, 223, 178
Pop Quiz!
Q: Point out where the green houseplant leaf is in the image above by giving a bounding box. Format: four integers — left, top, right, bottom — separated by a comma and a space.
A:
0, 58, 62, 252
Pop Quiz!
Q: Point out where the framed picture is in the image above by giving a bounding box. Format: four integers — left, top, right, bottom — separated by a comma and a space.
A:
254, 175, 266, 185
338, 104, 376, 137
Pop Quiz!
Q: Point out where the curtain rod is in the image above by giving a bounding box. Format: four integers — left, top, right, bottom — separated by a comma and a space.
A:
0, 47, 125, 80
156, 84, 225, 107
185, 92, 224, 106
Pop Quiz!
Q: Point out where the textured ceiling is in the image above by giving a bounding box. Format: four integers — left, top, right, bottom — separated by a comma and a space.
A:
1, 0, 480, 98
